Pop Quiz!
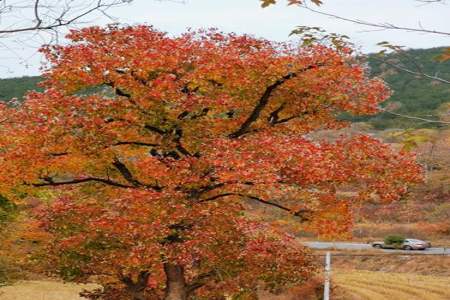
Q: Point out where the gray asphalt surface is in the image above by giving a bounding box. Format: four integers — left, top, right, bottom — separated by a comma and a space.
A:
302, 241, 450, 255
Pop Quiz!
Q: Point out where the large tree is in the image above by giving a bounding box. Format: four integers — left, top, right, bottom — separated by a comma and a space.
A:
0, 26, 421, 299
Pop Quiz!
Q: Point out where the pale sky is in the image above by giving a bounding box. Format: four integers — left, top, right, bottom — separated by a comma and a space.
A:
1, 0, 449, 77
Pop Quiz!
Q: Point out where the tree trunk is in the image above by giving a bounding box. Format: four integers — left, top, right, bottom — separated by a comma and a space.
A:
130, 291, 146, 300
164, 263, 187, 300
120, 271, 150, 300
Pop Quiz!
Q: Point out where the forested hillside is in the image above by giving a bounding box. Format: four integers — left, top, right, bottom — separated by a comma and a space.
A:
1, 47, 449, 129
0, 76, 42, 101
359, 47, 450, 129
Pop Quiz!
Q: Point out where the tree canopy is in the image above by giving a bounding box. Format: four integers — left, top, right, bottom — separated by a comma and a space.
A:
3, 47, 449, 130
0, 26, 422, 300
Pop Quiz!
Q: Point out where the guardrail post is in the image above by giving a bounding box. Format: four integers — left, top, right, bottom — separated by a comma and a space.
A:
324, 251, 331, 300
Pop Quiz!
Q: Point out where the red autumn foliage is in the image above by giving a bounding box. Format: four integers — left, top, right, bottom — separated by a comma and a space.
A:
0, 25, 422, 299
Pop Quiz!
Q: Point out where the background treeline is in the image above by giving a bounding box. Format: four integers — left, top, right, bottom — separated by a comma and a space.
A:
1, 47, 449, 129
0, 76, 43, 101
351, 47, 450, 129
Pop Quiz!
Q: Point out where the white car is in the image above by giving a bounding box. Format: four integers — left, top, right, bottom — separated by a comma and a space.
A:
372, 238, 431, 250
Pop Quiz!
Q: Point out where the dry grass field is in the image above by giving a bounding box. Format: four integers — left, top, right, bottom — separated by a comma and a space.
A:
334, 269, 450, 300
0, 281, 99, 300
1, 269, 449, 300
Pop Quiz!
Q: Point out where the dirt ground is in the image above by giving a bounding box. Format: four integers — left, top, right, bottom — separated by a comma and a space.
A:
0, 281, 99, 300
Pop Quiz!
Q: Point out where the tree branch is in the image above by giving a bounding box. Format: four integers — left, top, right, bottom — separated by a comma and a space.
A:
114, 141, 159, 147
112, 158, 163, 190
144, 124, 167, 135
187, 270, 216, 294
197, 193, 236, 203
229, 64, 323, 138
244, 194, 312, 221
33, 0, 43, 29
0, 1, 130, 35
181, 181, 255, 199
273, 115, 299, 124
197, 193, 311, 221
31, 177, 135, 189
302, 5, 450, 36
378, 107, 450, 125
112, 158, 142, 187
372, 56, 450, 84
118, 270, 150, 296
267, 102, 286, 125
173, 127, 192, 157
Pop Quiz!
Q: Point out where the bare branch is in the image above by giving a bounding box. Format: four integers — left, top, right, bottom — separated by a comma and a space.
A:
373, 56, 450, 84
0, 0, 132, 35
33, 0, 42, 28
301, 5, 450, 36
378, 107, 450, 125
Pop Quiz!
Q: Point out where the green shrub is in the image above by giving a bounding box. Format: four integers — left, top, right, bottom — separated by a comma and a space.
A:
384, 235, 405, 245
0, 195, 16, 226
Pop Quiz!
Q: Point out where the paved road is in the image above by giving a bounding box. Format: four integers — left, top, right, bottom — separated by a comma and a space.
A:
302, 241, 450, 255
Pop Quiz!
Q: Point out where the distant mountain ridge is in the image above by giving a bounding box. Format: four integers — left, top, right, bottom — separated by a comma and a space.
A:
1, 47, 449, 129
